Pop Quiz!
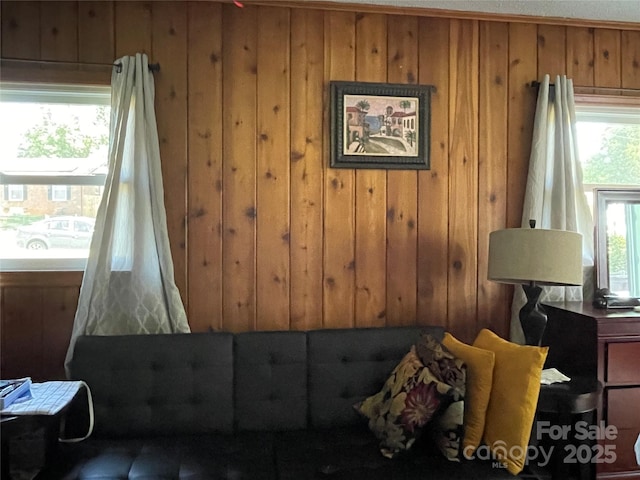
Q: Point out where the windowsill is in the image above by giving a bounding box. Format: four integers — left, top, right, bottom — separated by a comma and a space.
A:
0, 257, 88, 272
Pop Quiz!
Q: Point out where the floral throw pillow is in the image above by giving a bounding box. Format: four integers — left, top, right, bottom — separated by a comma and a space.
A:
416, 333, 467, 461
428, 399, 465, 461
415, 333, 466, 396
355, 346, 455, 459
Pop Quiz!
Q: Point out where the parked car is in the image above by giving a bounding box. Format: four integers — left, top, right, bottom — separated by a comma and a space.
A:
15, 216, 95, 250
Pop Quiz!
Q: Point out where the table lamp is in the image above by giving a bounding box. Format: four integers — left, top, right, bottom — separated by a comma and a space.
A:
487, 220, 583, 346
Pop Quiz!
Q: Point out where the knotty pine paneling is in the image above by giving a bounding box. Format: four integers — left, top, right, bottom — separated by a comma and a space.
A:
152, 2, 189, 309
1, 287, 43, 379
186, 1, 224, 333
221, 3, 258, 333
566, 27, 595, 87
478, 21, 510, 335
40, 287, 78, 380
537, 24, 567, 77
1, 2, 40, 59
1, 277, 79, 381
114, 2, 151, 59
447, 19, 480, 342
386, 15, 418, 327
256, 6, 291, 331
78, 2, 115, 65
40, 1, 77, 62
322, 10, 356, 329
354, 13, 387, 328
289, 7, 324, 332
621, 31, 640, 89
1, 0, 638, 379
594, 29, 622, 88
506, 23, 538, 229
416, 17, 450, 326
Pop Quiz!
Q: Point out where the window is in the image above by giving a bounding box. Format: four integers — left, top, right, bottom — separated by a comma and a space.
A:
575, 99, 640, 199
50, 185, 70, 201
5, 185, 26, 202
0, 83, 110, 271
576, 97, 640, 296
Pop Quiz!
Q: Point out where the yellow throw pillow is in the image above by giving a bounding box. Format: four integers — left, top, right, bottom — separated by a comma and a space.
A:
441, 332, 495, 457
473, 329, 548, 475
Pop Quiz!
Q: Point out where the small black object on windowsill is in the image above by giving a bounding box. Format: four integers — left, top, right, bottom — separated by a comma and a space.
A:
592, 288, 640, 310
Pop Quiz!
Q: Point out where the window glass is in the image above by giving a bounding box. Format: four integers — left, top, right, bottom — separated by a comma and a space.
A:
0, 83, 110, 271
575, 102, 640, 209
576, 100, 640, 297
51, 185, 70, 201
7, 185, 25, 201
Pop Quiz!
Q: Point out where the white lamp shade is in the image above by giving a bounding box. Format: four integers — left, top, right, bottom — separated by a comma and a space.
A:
488, 228, 583, 286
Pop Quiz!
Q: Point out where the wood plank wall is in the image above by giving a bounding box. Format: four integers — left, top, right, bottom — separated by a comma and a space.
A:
1, 1, 639, 380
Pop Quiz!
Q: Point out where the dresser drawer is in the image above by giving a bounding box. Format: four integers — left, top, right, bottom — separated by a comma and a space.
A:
603, 388, 640, 475
607, 342, 640, 383
607, 388, 640, 427
597, 427, 640, 475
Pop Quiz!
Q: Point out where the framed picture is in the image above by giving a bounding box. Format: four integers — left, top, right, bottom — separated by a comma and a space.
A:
330, 81, 433, 169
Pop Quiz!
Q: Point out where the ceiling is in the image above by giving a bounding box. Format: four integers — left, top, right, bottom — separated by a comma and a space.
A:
319, 0, 640, 24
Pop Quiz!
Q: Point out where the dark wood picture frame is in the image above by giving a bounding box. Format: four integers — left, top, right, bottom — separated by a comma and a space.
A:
330, 81, 433, 169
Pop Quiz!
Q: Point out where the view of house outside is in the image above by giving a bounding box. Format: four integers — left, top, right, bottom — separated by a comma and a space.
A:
0, 92, 110, 267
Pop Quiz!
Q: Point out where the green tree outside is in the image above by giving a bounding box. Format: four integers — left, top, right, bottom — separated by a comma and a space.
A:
582, 124, 640, 185
581, 123, 640, 289
5, 105, 110, 219
608, 233, 627, 275
17, 106, 109, 158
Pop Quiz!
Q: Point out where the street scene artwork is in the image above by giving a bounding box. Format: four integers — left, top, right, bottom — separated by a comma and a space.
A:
330, 81, 431, 169
343, 94, 419, 157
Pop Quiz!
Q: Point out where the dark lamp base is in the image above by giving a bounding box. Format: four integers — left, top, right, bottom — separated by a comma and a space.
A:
520, 284, 547, 346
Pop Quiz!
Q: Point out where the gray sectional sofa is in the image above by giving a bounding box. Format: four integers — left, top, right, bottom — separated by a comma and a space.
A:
37, 326, 521, 479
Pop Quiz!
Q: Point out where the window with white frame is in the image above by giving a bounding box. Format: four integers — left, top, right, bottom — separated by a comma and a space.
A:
575, 98, 640, 297
6, 185, 26, 201
50, 185, 70, 201
0, 83, 110, 271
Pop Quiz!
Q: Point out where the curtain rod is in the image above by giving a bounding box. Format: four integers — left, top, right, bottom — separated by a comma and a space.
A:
530, 80, 640, 94
1, 57, 160, 74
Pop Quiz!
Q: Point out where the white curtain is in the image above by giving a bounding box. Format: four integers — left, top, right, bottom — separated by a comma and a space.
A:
66, 53, 190, 371
510, 74, 595, 343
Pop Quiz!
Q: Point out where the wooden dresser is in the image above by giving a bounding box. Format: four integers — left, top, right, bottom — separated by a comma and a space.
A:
543, 301, 640, 479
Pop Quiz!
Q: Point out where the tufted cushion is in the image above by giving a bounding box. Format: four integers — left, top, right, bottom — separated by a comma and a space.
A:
275, 427, 517, 480
307, 326, 442, 429
275, 426, 389, 480
70, 333, 234, 437
36, 433, 276, 480
234, 331, 307, 431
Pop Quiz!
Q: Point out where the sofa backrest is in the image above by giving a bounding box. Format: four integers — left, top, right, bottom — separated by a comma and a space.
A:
70, 332, 234, 437
234, 331, 307, 431
70, 326, 443, 436
307, 326, 442, 428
